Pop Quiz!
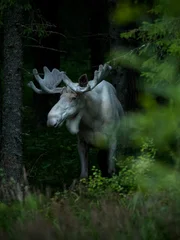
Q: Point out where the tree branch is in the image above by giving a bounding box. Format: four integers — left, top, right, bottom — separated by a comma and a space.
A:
24, 44, 66, 53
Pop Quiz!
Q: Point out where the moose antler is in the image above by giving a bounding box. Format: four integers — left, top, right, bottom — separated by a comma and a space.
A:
88, 63, 112, 90
27, 66, 65, 94
61, 63, 112, 93
28, 64, 112, 94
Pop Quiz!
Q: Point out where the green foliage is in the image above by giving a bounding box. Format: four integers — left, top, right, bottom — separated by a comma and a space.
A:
23, 126, 79, 187
0, 0, 31, 25
113, 1, 146, 25
109, 0, 180, 172
78, 138, 157, 199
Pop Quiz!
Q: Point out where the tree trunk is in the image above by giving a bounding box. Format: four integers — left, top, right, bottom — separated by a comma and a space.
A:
1, 4, 23, 182
108, 0, 127, 110
108, 0, 139, 112
0, 30, 2, 151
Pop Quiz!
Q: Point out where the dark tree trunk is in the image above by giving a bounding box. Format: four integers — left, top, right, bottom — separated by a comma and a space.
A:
108, 0, 139, 112
88, 0, 109, 78
1, 4, 23, 182
108, 0, 127, 110
0, 30, 3, 151
32, 0, 61, 127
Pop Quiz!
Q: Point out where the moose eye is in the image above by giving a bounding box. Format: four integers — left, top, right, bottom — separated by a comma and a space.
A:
71, 96, 77, 100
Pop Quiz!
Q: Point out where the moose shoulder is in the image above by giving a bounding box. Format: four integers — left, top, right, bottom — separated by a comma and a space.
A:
28, 64, 124, 178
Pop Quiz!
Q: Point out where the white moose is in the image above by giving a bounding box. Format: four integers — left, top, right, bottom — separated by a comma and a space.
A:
28, 64, 124, 178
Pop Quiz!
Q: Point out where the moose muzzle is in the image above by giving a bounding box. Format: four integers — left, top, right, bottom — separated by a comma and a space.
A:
47, 117, 58, 127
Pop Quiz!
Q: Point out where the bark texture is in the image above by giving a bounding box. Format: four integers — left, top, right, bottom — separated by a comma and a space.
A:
108, 0, 127, 110
1, 4, 23, 182
108, 0, 139, 111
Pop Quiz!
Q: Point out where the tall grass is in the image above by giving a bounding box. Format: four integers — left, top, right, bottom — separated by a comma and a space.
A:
0, 180, 180, 240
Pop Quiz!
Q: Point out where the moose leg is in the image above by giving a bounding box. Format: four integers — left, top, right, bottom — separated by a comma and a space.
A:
77, 136, 89, 178
107, 139, 117, 176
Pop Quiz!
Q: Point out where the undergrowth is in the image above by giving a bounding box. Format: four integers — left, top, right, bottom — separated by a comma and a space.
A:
0, 138, 180, 239
0, 182, 180, 239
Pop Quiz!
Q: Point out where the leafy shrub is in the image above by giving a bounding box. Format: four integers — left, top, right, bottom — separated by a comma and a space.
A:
76, 138, 156, 199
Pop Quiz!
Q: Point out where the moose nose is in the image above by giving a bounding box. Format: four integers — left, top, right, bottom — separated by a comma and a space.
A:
47, 118, 57, 127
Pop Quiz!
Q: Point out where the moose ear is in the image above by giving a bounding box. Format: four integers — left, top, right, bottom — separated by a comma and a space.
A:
78, 74, 88, 87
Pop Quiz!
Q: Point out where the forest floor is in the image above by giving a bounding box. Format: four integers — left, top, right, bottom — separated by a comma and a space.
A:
0, 183, 179, 240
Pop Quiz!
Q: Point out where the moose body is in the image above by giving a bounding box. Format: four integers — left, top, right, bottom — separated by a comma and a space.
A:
28, 64, 124, 178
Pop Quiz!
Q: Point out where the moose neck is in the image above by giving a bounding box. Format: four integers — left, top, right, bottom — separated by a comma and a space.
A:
80, 91, 102, 128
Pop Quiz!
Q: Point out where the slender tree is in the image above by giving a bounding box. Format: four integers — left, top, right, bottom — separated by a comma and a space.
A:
0, 31, 2, 151
1, 2, 23, 182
